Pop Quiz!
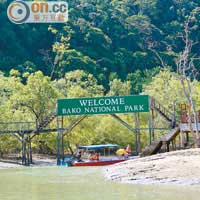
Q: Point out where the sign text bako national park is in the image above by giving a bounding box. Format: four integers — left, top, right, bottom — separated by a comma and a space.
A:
57, 95, 149, 116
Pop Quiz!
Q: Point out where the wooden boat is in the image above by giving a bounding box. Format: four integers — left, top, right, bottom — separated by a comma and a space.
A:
72, 158, 126, 167
69, 144, 131, 167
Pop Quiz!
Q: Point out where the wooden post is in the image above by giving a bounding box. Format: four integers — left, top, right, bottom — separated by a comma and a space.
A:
57, 116, 61, 165
137, 113, 141, 154
21, 134, 26, 165
134, 113, 141, 155
180, 130, 185, 148
148, 110, 152, 145
26, 140, 30, 166
22, 138, 27, 165
22, 140, 24, 165
27, 136, 33, 165
134, 113, 138, 155
167, 141, 170, 152
171, 140, 175, 150
186, 132, 189, 146
61, 116, 65, 163
174, 137, 177, 149
152, 109, 155, 141
30, 138, 33, 164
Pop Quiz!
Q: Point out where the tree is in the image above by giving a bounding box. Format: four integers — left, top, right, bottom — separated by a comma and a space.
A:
108, 79, 131, 96
55, 70, 104, 98
12, 71, 59, 124
127, 70, 144, 94
143, 68, 185, 115
176, 12, 200, 147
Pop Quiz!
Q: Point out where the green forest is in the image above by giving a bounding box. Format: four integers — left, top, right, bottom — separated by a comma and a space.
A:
1, 0, 200, 156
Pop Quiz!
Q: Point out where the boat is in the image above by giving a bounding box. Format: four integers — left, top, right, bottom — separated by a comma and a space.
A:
67, 144, 132, 167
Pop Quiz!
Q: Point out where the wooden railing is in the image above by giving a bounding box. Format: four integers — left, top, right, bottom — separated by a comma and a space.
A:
181, 110, 200, 123
150, 97, 177, 128
37, 109, 57, 129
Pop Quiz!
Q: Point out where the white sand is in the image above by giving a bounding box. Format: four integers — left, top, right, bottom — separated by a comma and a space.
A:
103, 149, 200, 185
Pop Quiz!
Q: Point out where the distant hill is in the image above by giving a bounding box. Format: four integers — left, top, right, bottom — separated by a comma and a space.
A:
1, 0, 200, 87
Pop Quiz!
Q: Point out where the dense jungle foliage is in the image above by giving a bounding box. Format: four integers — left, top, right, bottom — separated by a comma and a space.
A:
1, 0, 200, 91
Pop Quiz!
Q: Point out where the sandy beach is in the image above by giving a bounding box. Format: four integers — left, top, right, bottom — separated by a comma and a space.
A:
103, 149, 200, 185
0, 155, 56, 169
0, 161, 21, 169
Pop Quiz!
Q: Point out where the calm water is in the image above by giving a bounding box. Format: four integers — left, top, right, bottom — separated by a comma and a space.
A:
0, 166, 199, 200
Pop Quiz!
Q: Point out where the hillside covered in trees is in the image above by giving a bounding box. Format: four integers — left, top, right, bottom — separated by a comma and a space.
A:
1, 0, 200, 92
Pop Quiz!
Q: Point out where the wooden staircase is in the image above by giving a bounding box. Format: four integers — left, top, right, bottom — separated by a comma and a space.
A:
37, 109, 57, 130
150, 97, 176, 127
141, 98, 180, 157
140, 127, 180, 156
27, 109, 57, 137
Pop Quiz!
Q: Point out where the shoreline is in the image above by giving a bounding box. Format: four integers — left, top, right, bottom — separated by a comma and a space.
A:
0, 155, 56, 169
0, 161, 21, 170
103, 149, 200, 186
2, 149, 200, 186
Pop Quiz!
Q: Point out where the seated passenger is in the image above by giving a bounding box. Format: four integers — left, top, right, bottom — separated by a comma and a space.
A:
94, 152, 100, 161
89, 152, 100, 161
88, 152, 94, 160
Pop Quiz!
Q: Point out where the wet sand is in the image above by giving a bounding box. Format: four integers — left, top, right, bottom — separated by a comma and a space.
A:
0, 161, 21, 169
0, 155, 56, 169
103, 149, 200, 185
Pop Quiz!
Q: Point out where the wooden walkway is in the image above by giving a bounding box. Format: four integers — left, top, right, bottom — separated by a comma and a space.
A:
141, 127, 180, 156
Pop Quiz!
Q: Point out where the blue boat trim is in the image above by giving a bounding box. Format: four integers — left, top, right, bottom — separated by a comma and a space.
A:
78, 144, 119, 150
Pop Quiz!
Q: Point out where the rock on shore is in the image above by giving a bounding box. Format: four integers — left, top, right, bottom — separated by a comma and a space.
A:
103, 149, 200, 185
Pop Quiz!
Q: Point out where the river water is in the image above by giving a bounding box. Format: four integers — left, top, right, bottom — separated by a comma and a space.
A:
0, 166, 199, 200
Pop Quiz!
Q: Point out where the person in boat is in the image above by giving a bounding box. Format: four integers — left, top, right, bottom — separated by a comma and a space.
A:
74, 150, 83, 162
116, 148, 126, 157
124, 150, 129, 159
95, 152, 100, 161
88, 151, 100, 161
116, 147, 129, 159
88, 151, 94, 160
124, 144, 131, 158
125, 144, 131, 155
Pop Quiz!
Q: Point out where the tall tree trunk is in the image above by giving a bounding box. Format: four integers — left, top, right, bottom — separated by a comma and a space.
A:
186, 80, 200, 147
180, 78, 200, 147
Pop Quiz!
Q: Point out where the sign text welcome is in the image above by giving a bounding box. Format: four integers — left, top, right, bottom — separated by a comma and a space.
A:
57, 95, 149, 116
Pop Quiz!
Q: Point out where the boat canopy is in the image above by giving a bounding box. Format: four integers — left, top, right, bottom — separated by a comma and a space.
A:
78, 144, 119, 150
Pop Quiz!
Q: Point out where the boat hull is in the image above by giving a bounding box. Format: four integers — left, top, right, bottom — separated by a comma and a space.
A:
72, 159, 126, 167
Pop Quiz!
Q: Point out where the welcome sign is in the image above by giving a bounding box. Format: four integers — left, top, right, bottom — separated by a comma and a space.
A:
57, 95, 149, 116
